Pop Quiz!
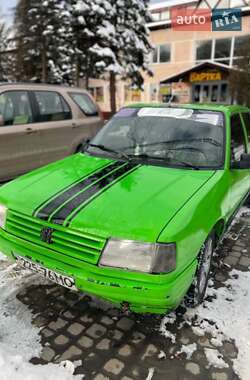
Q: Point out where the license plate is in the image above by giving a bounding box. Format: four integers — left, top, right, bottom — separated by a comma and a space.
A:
14, 254, 77, 291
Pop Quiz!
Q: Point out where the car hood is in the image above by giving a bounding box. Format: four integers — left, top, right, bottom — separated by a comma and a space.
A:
0, 154, 215, 242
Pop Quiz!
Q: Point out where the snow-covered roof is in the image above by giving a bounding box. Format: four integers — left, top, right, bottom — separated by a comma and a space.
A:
160, 61, 237, 84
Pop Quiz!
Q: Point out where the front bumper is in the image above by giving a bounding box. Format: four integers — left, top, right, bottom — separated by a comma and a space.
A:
0, 228, 196, 314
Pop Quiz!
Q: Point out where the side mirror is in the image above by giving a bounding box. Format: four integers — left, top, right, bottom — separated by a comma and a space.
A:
231, 154, 250, 169
0, 115, 4, 127
80, 139, 90, 152
84, 138, 90, 147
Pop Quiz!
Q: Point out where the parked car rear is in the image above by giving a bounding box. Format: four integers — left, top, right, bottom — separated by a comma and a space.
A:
0, 83, 103, 182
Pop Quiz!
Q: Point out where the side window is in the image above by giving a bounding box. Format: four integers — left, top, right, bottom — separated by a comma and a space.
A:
242, 113, 250, 147
69, 93, 98, 116
231, 114, 247, 161
0, 91, 33, 126
34, 91, 71, 122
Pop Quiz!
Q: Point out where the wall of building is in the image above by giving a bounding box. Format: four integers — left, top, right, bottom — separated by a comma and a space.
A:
88, 12, 250, 111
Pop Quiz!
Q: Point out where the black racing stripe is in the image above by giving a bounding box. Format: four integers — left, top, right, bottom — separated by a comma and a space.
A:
51, 163, 138, 226
33, 175, 88, 217
36, 161, 122, 221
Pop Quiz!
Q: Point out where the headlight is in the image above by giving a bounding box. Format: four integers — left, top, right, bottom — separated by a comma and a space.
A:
0, 204, 8, 229
99, 239, 176, 274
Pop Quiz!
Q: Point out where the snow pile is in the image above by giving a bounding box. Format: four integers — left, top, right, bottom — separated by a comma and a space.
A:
161, 269, 250, 379
194, 270, 250, 378
204, 348, 228, 369
0, 264, 42, 359
0, 251, 7, 261
0, 261, 81, 380
159, 312, 176, 343
179, 343, 197, 360
0, 347, 78, 380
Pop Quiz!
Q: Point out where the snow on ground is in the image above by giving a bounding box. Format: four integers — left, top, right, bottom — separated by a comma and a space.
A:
0, 346, 81, 380
179, 343, 197, 360
160, 207, 250, 380
204, 348, 228, 369
195, 270, 250, 378
0, 260, 81, 380
161, 269, 250, 380
0, 251, 7, 261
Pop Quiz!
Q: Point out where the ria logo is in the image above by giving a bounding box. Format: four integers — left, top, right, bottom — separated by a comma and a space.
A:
171, 6, 242, 31
40, 227, 54, 244
212, 8, 242, 31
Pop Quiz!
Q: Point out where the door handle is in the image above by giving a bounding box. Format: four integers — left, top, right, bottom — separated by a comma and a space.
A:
25, 127, 37, 135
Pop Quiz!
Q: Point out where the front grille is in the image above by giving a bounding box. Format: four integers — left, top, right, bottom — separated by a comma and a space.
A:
6, 210, 106, 266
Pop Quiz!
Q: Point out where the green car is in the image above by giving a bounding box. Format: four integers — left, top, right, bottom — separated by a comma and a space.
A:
0, 104, 250, 314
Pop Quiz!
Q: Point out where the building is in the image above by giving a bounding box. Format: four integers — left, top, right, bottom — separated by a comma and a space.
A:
88, 0, 250, 111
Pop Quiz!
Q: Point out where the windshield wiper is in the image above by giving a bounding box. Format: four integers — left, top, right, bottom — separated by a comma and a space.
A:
166, 157, 200, 170
128, 153, 200, 170
122, 138, 222, 151
87, 143, 130, 161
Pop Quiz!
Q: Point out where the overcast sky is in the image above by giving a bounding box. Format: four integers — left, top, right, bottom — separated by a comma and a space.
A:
1, 0, 17, 23
1, 0, 166, 24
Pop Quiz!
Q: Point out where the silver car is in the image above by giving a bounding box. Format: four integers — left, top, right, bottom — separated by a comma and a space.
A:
0, 83, 103, 181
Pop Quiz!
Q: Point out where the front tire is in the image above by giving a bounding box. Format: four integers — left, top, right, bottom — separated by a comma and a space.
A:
245, 193, 250, 208
186, 234, 215, 307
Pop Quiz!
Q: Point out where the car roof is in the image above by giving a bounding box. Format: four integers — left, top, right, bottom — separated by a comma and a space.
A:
0, 82, 87, 93
126, 102, 250, 114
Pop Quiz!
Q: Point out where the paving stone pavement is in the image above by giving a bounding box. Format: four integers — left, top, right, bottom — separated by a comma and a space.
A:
2, 208, 250, 380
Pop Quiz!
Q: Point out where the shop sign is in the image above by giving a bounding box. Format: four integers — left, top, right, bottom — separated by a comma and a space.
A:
172, 82, 191, 103
190, 72, 222, 82
212, 8, 242, 31
159, 85, 171, 95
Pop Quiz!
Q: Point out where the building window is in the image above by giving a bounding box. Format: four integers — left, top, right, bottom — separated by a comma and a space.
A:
196, 36, 250, 67
196, 40, 212, 61
89, 86, 104, 102
233, 35, 250, 66
161, 11, 170, 20
234, 35, 248, 56
151, 10, 169, 21
151, 12, 160, 21
192, 83, 229, 104
214, 38, 231, 65
152, 48, 158, 63
196, 38, 233, 66
160, 44, 171, 62
220, 83, 228, 102
151, 44, 171, 64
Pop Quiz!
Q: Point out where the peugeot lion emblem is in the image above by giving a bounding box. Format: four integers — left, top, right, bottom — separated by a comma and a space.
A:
40, 227, 54, 244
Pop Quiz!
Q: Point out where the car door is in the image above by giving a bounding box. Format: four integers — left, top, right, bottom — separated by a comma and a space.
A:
31, 90, 75, 164
0, 90, 43, 181
229, 112, 250, 216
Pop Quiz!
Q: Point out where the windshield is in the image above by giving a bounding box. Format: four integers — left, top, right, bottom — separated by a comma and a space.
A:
87, 107, 225, 169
